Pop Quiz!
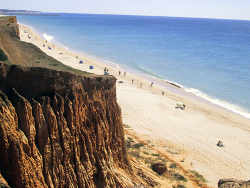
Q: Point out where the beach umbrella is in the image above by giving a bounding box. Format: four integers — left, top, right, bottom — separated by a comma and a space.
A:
89, 65, 94, 69
79, 60, 84, 64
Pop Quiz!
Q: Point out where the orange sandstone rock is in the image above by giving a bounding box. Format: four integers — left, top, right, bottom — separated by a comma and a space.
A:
0, 63, 137, 188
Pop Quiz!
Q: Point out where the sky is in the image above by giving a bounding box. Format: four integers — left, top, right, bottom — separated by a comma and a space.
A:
2, 0, 250, 20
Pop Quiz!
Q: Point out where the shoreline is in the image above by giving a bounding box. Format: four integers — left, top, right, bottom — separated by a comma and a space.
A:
19, 23, 250, 187
19, 22, 250, 120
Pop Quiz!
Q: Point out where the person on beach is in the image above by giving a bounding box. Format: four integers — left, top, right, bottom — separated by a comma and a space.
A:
118, 71, 121, 76
104, 67, 109, 75
132, 79, 134, 84
151, 82, 154, 87
162, 91, 165, 96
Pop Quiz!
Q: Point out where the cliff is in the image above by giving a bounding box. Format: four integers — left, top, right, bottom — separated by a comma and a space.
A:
0, 63, 146, 188
0, 16, 215, 188
0, 16, 87, 75
0, 16, 157, 187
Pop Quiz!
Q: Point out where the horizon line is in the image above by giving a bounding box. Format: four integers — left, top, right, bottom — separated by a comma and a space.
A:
2, 8, 250, 22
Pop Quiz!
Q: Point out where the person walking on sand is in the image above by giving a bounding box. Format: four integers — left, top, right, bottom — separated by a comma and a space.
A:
150, 82, 154, 87
118, 71, 121, 76
104, 67, 109, 75
132, 79, 134, 84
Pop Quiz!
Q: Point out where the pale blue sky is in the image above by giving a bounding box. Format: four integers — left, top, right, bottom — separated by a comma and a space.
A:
2, 0, 250, 20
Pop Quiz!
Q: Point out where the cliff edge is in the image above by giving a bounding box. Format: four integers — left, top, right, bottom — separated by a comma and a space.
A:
0, 63, 144, 188
0, 16, 88, 75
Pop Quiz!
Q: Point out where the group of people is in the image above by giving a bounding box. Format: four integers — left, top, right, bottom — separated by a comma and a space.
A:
104, 67, 109, 75
116, 70, 166, 95
106, 68, 166, 96
118, 70, 126, 77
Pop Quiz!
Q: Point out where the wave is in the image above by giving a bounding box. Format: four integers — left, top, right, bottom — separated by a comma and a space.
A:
134, 66, 250, 119
21, 23, 250, 120
42, 33, 54, 42
185, 88, 250, 119
164, 79, 184, 88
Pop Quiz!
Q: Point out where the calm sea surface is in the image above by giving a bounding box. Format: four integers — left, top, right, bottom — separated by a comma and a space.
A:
17, 14, 250, 118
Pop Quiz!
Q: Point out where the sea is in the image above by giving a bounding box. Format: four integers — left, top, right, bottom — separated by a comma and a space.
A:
16, 13, 250, 118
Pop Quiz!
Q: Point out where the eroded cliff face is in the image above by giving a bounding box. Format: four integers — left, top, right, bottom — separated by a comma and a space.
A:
0, 63, 138, 188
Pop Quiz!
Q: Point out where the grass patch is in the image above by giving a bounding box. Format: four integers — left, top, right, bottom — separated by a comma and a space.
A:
0, 48, 8, 61
190, 170, 206, 183
173, 173, 187, 182
169, 163, 177, 169
132, 143, 145, 149
49, 63, 59, 67
127, 137, 133, 141
173, 185, 186, 188
151, 153, 160, 157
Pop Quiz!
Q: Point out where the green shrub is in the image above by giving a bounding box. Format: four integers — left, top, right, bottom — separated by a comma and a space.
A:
190, 170, 206, 182
170, 163, 177, 168
173, 173, 187, 182
176, 184, 186, 188
0, 48, 8, 61
151, 153, 160, 157
132, 143, 144, 149
49, 63, 59, 67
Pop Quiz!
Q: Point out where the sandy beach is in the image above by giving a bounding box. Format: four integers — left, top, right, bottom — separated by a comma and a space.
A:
19, 24, 250, 187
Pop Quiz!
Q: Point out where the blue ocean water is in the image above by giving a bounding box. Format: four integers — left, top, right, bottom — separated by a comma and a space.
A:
17, 14, 250, 117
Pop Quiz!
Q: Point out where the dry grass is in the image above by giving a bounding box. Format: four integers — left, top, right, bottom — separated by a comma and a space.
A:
125, 128, 211, 188
0, 16, 91, 76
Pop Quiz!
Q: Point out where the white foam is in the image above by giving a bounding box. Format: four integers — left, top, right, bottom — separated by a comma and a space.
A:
42, 33, 54, 42
134, 66, 250, 120
185, 88, 250, 119
164, 79, 184, 88
21, 24, 250, 120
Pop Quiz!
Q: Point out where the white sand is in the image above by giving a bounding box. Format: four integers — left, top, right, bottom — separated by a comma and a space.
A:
19, 24, 250, 187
